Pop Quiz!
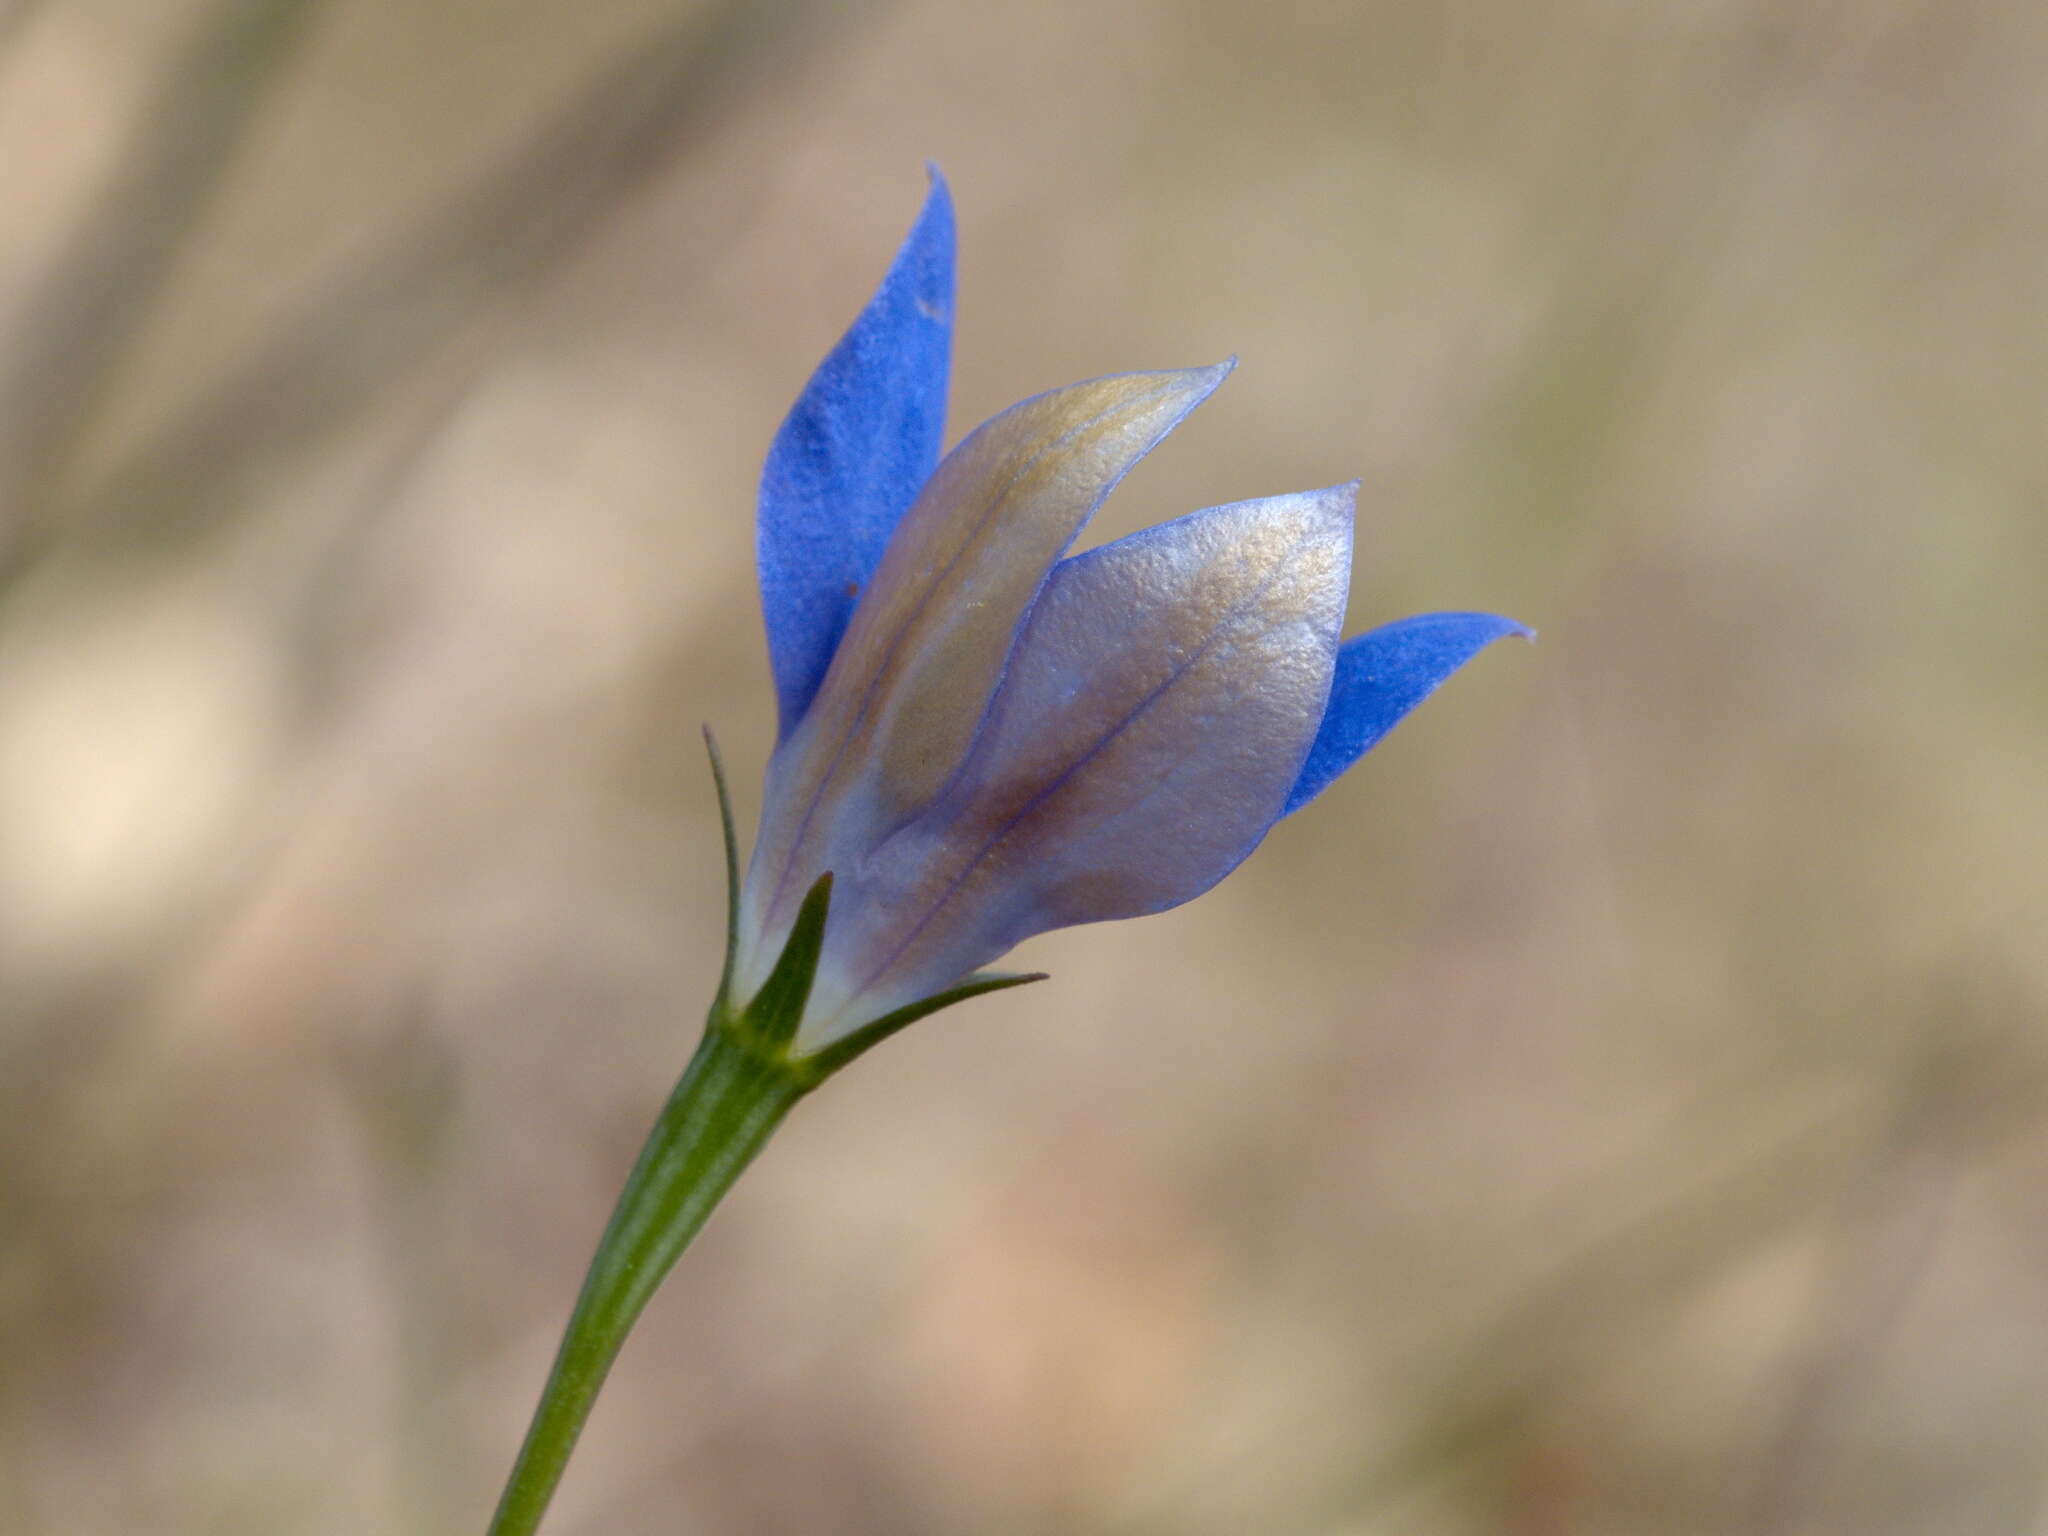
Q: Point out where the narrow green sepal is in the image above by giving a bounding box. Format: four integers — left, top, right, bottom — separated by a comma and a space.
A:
702, 726, 742, 1011
795, 970, 1050, 1085
734, 871, 834, 1051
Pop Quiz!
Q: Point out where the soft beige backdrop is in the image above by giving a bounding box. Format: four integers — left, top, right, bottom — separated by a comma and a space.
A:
3, 2, 2044, 1533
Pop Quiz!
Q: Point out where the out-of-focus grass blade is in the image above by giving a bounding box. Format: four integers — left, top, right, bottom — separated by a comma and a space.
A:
50, 0, 873, 564
0, 0, 326, 537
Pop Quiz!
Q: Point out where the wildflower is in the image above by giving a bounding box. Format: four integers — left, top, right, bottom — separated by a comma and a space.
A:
736, 171, 1526, 1062
487, 171, 1526, 1536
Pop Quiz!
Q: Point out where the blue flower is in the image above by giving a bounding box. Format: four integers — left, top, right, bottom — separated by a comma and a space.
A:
735, 172, 1527, 1058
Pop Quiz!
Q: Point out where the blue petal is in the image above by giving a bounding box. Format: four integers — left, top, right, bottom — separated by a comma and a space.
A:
1282, 610, 1530, 816
757, 171, 955, 737
793, 486, 1354, 1043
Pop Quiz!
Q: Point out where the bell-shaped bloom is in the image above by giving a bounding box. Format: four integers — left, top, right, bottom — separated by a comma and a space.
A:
735, 173, 1526, 1057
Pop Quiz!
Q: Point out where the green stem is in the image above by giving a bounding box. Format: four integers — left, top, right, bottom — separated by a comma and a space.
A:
485, 1021, 806, 1536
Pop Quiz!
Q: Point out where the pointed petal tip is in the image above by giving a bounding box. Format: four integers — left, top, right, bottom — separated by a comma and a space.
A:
1218, 479, 1357, 528
1282, 608, 1530, 817
1003, 359, 1233, 423
1129, 357, 1232, 401
1156, 356, 1234, 415
1157, 357, 1234, 399
915, 164, 954, 227
1204, 480, 1356, 546
1301, 478, 1361, 520
1436, 609, 1534, 644
902, 174, 956, 309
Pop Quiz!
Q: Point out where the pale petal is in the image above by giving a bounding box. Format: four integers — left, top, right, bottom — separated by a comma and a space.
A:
739, 363, 1232, 983
797, 484, 1355, 1045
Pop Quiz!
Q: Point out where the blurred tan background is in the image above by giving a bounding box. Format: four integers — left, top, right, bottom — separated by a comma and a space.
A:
3, 1, 2045, 1532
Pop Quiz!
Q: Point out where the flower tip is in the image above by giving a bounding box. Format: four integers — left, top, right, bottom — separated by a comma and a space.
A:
1173, 356, 1234, 406
1283, 479, 1362, 535
1436, 611, 1535, 647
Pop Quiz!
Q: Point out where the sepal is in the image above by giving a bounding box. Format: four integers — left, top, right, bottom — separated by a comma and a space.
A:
705, 731, 1042, 1086
704, 726, 742, 1011
795, 971, 1049, 1085
729, 872, 834, 1055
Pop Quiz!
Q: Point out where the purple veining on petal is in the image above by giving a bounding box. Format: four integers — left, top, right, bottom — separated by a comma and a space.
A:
736, 365, 1232, 997
794, 485, 1355, 1045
